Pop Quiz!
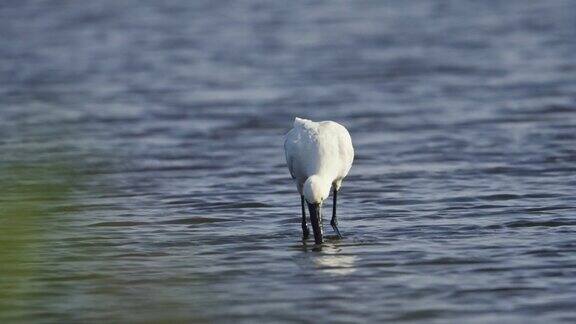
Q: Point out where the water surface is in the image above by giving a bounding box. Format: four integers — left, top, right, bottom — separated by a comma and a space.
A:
1, 0, 576, 322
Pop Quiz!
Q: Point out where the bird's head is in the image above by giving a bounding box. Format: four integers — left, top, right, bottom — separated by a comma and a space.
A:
303, 175, 330, 205
303, 175, 331, 245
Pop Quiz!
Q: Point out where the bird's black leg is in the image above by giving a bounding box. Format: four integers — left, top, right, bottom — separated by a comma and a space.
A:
301, 195, 309, 239
331, 187, 342, 238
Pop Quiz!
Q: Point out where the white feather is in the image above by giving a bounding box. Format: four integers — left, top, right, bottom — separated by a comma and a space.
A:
284, 117, 354, 204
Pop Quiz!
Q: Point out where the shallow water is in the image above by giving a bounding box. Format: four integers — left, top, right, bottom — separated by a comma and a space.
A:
1, 0, 576, 323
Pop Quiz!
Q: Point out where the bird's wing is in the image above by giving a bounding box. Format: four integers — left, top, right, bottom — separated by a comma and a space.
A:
321, 121, 354, 178
284, 128, 297, 179
339, 125, 354, 174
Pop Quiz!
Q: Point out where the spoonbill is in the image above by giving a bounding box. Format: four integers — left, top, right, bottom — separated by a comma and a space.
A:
284, 117, 354, 244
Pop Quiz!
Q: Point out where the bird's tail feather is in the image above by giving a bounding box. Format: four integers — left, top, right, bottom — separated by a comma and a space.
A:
294, 117, 311, 128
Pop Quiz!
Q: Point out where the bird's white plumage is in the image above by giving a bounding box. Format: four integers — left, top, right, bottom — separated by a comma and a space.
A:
284, 117, 354, 204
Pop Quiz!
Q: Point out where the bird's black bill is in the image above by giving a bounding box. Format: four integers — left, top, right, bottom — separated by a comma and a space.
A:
307, 202, 323, 245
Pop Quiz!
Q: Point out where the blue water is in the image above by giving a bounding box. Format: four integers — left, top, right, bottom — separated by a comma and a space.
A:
1, 0, 576, 322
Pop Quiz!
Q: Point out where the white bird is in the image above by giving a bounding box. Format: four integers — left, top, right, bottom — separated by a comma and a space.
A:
284, 117, 354, 244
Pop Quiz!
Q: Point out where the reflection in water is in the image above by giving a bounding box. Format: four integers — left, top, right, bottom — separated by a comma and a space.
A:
0, 164, 78, 319
313, 245, 358, 276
